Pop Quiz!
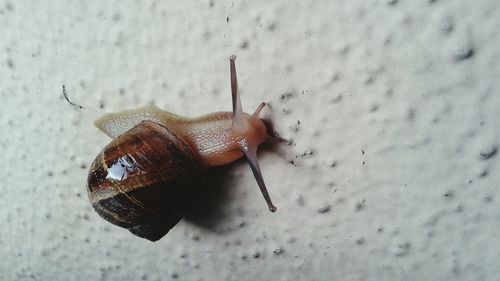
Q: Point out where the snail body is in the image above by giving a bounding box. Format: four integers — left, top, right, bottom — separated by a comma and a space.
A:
87, 56, 283, 241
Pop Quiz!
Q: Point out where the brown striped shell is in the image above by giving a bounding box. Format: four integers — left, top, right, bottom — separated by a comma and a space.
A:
87, 120, 202, 241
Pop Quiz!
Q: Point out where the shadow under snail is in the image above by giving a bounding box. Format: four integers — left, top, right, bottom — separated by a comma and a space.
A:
87, 55, 284, 241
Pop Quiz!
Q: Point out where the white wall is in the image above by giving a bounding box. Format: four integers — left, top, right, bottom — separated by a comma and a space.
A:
1, 1, 499, 280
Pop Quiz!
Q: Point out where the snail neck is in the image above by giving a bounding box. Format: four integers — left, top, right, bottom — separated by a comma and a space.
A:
176, 111, 267, 169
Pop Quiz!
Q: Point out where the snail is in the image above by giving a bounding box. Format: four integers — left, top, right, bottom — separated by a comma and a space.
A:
87, 55, 284, 241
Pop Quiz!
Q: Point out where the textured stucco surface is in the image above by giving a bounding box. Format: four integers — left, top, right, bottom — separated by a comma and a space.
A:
1, 1, 500, 280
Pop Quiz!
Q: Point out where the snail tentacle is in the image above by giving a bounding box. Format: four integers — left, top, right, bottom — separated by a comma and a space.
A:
230, 55, 246, 132
241, 144, 277, 213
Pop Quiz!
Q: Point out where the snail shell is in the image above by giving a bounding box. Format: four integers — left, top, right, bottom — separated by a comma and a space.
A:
86, 56, 284, 241
87, 121, 202, 241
